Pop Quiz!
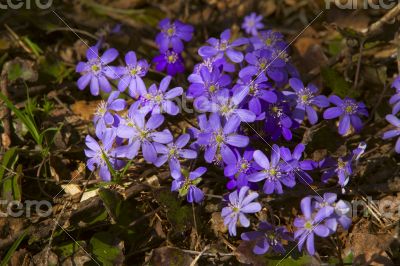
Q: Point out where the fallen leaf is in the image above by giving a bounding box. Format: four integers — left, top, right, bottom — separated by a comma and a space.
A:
61, 184, 82, 196
148, 247, 193, 266
71, 100, 100, 121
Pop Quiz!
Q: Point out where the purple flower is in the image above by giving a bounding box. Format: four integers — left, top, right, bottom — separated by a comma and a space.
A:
248, 146, 295, 194
153, 49, 185, 76
250, 30, 286, 51
138, 76, 183, 115
241, 221, 292, 254
382, 114, 400, 153
76, 47, 119, 96
239, 49, 287, 83
171, 167, 206, 203
221, 186, 261, 236
187, 66, 231, 99
311, 193, 337, 222
193, 56, 235, 74
85, 129, 120, 181
198, 29, 248, 63
330, 199, 352, 231
264, 97, 296, 141
242, 13, 264, 36
224, 149, 260, 190
323, 95, 368, 135
197, 113, 249, 164
188, 114, 211, 150
93, 91, 126, 136
156, 19, 193, 53
117, 51, 149, 98
389, 76, 400, 114
116, 111, 172, 163
194, 89, 256, 122
288, 78, 329, 125
154, 133, 197, 176
294, 197, 330, 255
320, 155, 353, 187
233, 75, 277, 116
312, 194, 352, 233
280, 143, 314, 184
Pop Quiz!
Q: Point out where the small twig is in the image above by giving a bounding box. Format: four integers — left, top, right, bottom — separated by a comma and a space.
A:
335, 232, 344, 266
191, 202, 200, 250
45, 202, 68, 266
364, 3, 400, 37
205, 193, 223, 199
4, 24, 35, 57
190, 246, 209, 266
181, 249, 234, 257
353, 39, 365, 90
0, 64, 12, 150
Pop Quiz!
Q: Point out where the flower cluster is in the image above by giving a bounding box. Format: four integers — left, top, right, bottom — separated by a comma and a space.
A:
76, 12, 377, 258
76, 49, 149, 98
153, 18, 193, 76
241, 221, 292, 254
294, 193, 351, 255
222, 186, 261, 236
383, 76, 400, 153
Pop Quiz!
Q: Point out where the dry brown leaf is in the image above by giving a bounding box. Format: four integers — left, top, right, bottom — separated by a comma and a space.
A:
210, 212, 227, 236
71, 100, 100, 121
147, 247, 193, 266
350, 220, 395, 265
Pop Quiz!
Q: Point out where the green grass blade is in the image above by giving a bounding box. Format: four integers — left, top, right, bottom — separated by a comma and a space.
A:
0, 230, 27, 266
0, 91, 41, 145
1, 150, 19, 201
0, 147, 17, 184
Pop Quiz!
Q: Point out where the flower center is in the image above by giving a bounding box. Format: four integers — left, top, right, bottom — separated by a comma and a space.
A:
208, 84, 218, 94
155, 94, 163, 103
165, 51, 178, 63
298, 88, 313, 105
202, 58, 214, 71
127, 120, 135, 127
166, 25, 175, 36
130, 67, 139, 76
95, 101, 107, 117
139, 130, 149, 140
215, 132, 225, 144
144, 93, 153, 100
169, 146, 179, 158
249, 84, 259, 96
91, 64, 101, 74
270, 105, 283, 118
218, 41, 228, 51
267, 232, 276, 241
342, 100, 358, 114
277, 50, 289, 62
265, 38, 273, 46
265, 167, 281, 181
220, 104, 234, 117
269, 168, 277, 176
304, 221, 313, 230
232, 206, 240, 213
258, 59, 267, 70
337, 158, 346, 169
239, 159, 250, 173
167, 55, 176, 63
